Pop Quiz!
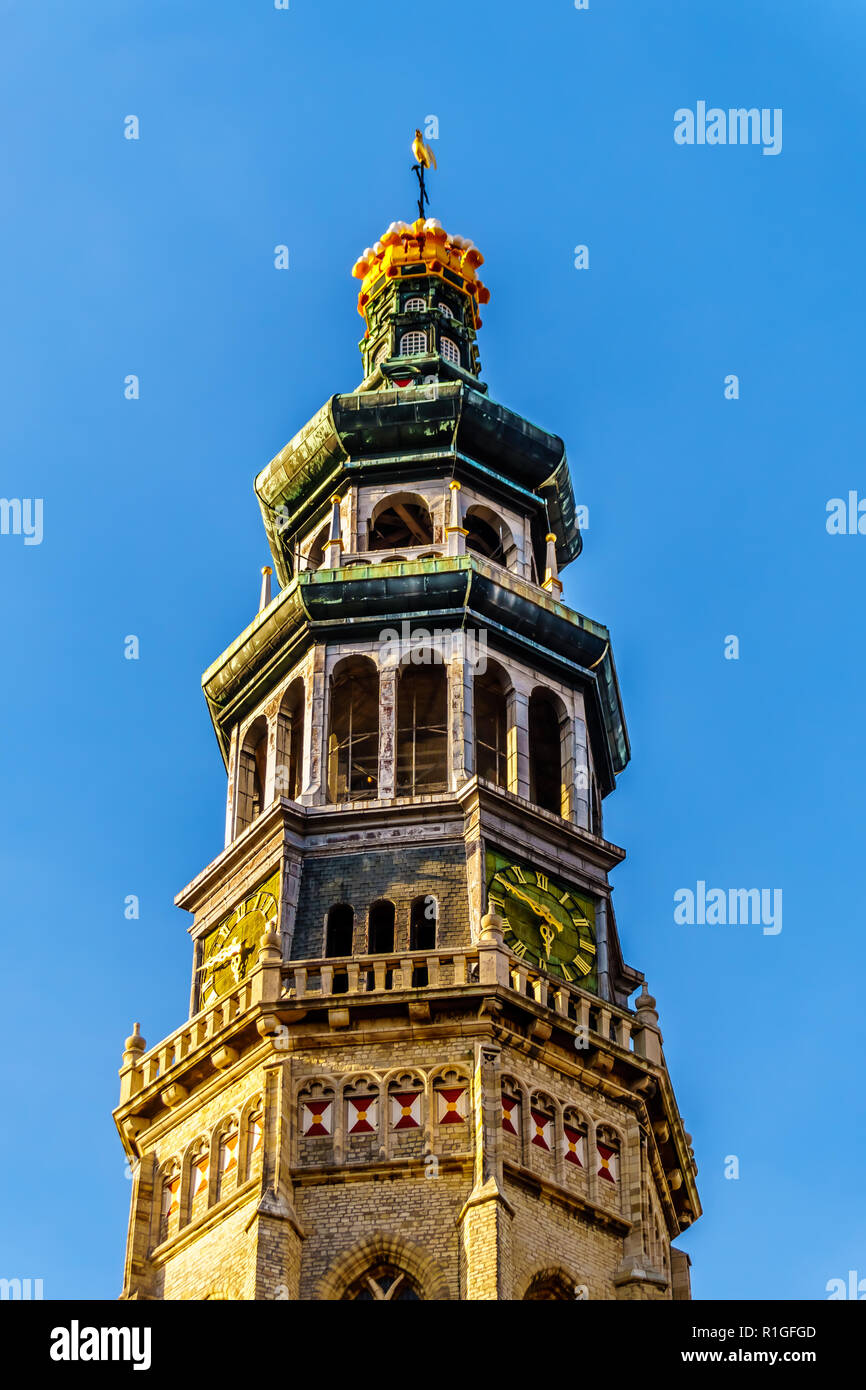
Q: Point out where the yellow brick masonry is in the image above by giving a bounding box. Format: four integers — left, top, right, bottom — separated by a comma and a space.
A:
119, 1017, 675, 1300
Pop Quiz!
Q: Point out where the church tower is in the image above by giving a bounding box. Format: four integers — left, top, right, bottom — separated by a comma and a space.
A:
114, 210, 700, 1301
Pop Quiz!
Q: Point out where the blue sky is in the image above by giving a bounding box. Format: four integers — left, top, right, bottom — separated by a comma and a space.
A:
1, 0, 864, 1300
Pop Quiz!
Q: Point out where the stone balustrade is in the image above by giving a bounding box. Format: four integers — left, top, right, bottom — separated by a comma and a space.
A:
119, 938, 664, 1110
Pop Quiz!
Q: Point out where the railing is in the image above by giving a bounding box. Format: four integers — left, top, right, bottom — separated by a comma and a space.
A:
118, 940, 662, 1108
281, 948, 480, 1000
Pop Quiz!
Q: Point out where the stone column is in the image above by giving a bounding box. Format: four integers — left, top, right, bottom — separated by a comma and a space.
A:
596, 895, 611, 1001
448, 647, 471, 789
573, 715, 590, 829
248, 1060, 305, 1301
224, 723, 241, 848
378, 663, 397, 800
507, 689, 530, 800
458, 1040, 515, 1300
301, 647, 326, 805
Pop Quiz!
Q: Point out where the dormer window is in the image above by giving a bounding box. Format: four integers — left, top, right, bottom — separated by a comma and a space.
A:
399, 331, 428, 357
404, 297, 426, 312
440, 336, 460, 365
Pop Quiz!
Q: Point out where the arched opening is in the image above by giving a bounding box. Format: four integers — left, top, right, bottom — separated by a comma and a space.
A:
327, 657, 379, 802
276, 678, 304, 802
523, 1272, 577, 1301
409, 894, 437, 952
399, 331, 428, 357
464, 506, 516, 569
396, 660, 448, 795
237, 715, 268, 832
474, 662, 509, 789
528, 689, 565, 815
305, 523, 330, 572
343, 1264, 422, 1301
325, 903, 354, 958
440, 336, 460, 365
369, 496, 433, 551
368, 899, 395, 955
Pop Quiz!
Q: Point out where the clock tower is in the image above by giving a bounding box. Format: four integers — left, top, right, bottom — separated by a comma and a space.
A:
114, 213, 700, 1301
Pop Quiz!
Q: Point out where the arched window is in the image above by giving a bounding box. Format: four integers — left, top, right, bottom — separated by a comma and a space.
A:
399, 331, 428, 357
404, 296, 426, 312
343, 1265, 422, 1301
244, 1108, 263, 1181
523, 1272, 576, 1301
305, 523, 330, 572
409, 894, 437, 951
474, 663, 508, 788
440, 336, 460, 365
373, 341, 390, 367
215, 1123, 239, 1202
327, 657, 379, 801
325, 903, 354, 958
438, 302, 453, 318
464, 506, 516, 568
368, 899, 395, 955
276, 678, 304, 801
237, 715, 268, 832
369, 495, 433, 550
529, 689, 565, 815
397, 661, 448, 795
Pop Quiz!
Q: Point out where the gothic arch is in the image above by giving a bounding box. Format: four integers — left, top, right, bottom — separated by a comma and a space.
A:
521, 1266, 584, 1300
317, 1232, 451, 1301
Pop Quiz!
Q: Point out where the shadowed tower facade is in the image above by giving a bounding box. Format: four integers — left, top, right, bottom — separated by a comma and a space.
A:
114, 214, 700, 1301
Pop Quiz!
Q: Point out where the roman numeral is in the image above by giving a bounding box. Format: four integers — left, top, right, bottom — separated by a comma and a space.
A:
560, 963, 575, 982
559, 892, 572, 907
573, 956, 592, 977
512, 940, 528, 957
513, 866, 526, 883
536, 872, 548, 892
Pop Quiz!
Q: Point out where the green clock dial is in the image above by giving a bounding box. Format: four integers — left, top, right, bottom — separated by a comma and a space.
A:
487, 853, 596, 986
197, 872, 280, 1008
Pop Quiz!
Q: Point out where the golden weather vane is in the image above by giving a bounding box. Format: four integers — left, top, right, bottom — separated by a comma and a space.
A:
411, 127, 437, 219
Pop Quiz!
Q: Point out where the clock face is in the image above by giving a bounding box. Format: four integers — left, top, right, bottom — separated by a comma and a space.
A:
197, 871, 280, 1008
487, 852, 597, 986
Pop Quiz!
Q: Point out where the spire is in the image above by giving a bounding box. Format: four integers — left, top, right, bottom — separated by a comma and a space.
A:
259, 565, 272, 612
541, 533, 562, 598
446, 479, 467, 557
324, 495, 343, 569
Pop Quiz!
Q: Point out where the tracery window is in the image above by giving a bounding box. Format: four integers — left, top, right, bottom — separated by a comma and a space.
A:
343, 1265, 422, 1301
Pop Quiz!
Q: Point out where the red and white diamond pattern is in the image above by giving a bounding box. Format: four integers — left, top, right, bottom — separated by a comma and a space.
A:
390, 1091, 422, 1131
435, 1087, 468, 1125
301, 1100, 333, 1137
531, 1110, 553, 1152
347, 1096, 378, 1135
